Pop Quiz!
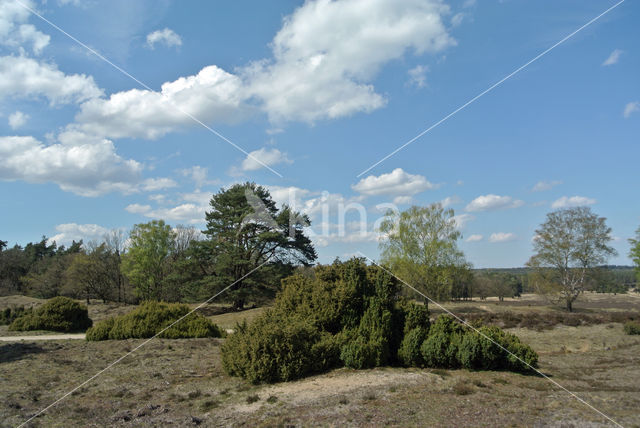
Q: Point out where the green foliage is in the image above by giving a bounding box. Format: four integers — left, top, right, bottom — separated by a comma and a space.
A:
201, 182, 317, 309
222, 258, 539, 384
221, 313, 322, 383
624, 321, 640, 335
0, 306, 27, 325
9, 296, 92, 332
420, 315, 465, 368
629, 226, 640, 284
378, 204, 472, 303
122, 220, 176, 301
85, 301, 222, 340
398, 327, 428, 367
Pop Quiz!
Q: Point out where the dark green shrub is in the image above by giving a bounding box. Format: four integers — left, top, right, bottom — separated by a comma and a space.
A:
0, 306, 28, 325
221, 312, 320, 383
85, 301, 222, 341
341, 298, 394, 369
420, 315, 464, 368
398, 327, 428, 367
9, 297, 92, 332
457, 326, 538, 372
623, 321, 640, 335
402, 303, 430, 334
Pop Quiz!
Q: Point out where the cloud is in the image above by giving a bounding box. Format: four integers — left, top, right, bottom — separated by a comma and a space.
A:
440, 195, 462, 207
407, 65, 428, 88
0, 55, 103, 105
602, 49, 623, 66
551, 195, 596, 209
8, 110, 28, 129
71, 65, 247, 139
243, 0, 456, 123
465, 234, 483, 242
49, 223, 110, 246
0, 0, 50, 55
452, 213, 475, 230
0, 135, 143, 196
352, 168, 436, 197
623, 101, 639, 119
180, 165, 211, 188
489, 232, 516, 243
66, 0, 458, 140
126, 202, 204, 224
141, 177, 177, 192
532, 180, 562, 192
393, 196, 413, 205
465, 194, 524, 212
146, 28, 182, 49
241, 147, 292, 171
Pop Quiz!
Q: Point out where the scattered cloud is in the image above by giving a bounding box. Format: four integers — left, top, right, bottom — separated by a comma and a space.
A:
352, 168, 436, 197
407, 65, 428, 88
141, 177, 177, 192
8, 110, 28, 129
393, 196, 413, 205
465, 234, 483, 242
146, 28, 182, 49
49, 223, 110, 246
180, 166, 211, 188
623, 101, 639, 119
551, 195, 596, 209
440, 195, 462, 207
602, 49, 623, 66
465, 194, 524, 212
0, 55, 103, 105
532, 180, 562, 192
453, 213, 475, 230
241, 147, 292, 172
0, 0, 50, 55
0, 135, 143, 197
244, 0, 456, 123
489, 232, 517, 243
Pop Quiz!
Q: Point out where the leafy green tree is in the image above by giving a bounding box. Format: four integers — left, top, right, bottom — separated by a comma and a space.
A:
527, 207, 617, 312
629, 226, 640, 284
201, 182, 317, 309
378, 204, 471, 307
122, 220, 176, 301
63, 243, 113, 303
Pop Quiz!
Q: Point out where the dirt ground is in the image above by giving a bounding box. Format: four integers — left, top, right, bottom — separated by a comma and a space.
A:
1, 293, 639, 427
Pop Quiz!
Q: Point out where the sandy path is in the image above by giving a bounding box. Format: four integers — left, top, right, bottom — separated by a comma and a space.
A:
0, 333, 85, 341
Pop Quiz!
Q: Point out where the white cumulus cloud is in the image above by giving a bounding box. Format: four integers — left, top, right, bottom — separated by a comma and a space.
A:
8, 110, 28, 129
352, 168, 435, 197
241, 147, 292, 172
489, 232, 516, 243
0, 0, 50, 55
551, 196, 596, 209
146, 28, 182, 49
465, 194, 524, 212
49, 223, 110, 246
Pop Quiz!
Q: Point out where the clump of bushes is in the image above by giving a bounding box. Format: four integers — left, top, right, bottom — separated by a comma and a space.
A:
221, 258, 538, 384
624, 321, 640, 335
9, 297, 92, 332
0, 306, 28, 325
86, 301, 222, 341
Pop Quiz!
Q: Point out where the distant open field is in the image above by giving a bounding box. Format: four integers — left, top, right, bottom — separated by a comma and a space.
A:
1, 293, 639, 426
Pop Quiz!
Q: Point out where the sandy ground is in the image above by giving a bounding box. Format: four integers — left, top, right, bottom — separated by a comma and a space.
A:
0, 333, 85, 341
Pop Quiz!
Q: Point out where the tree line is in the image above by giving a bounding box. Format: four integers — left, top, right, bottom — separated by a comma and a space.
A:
1, 182, 638, 311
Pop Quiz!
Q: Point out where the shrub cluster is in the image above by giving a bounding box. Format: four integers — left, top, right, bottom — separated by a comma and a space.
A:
0, 306, 28, 325
86, 301, 222, 340
624, 321, 640, 335
221, 258, 538, 384
9, 297, 92, 332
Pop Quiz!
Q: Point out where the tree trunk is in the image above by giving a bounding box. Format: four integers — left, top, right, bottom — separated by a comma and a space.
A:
566, 299, 573, 312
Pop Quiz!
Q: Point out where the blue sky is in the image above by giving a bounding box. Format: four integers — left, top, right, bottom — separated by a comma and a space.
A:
0, 0, 638, 267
